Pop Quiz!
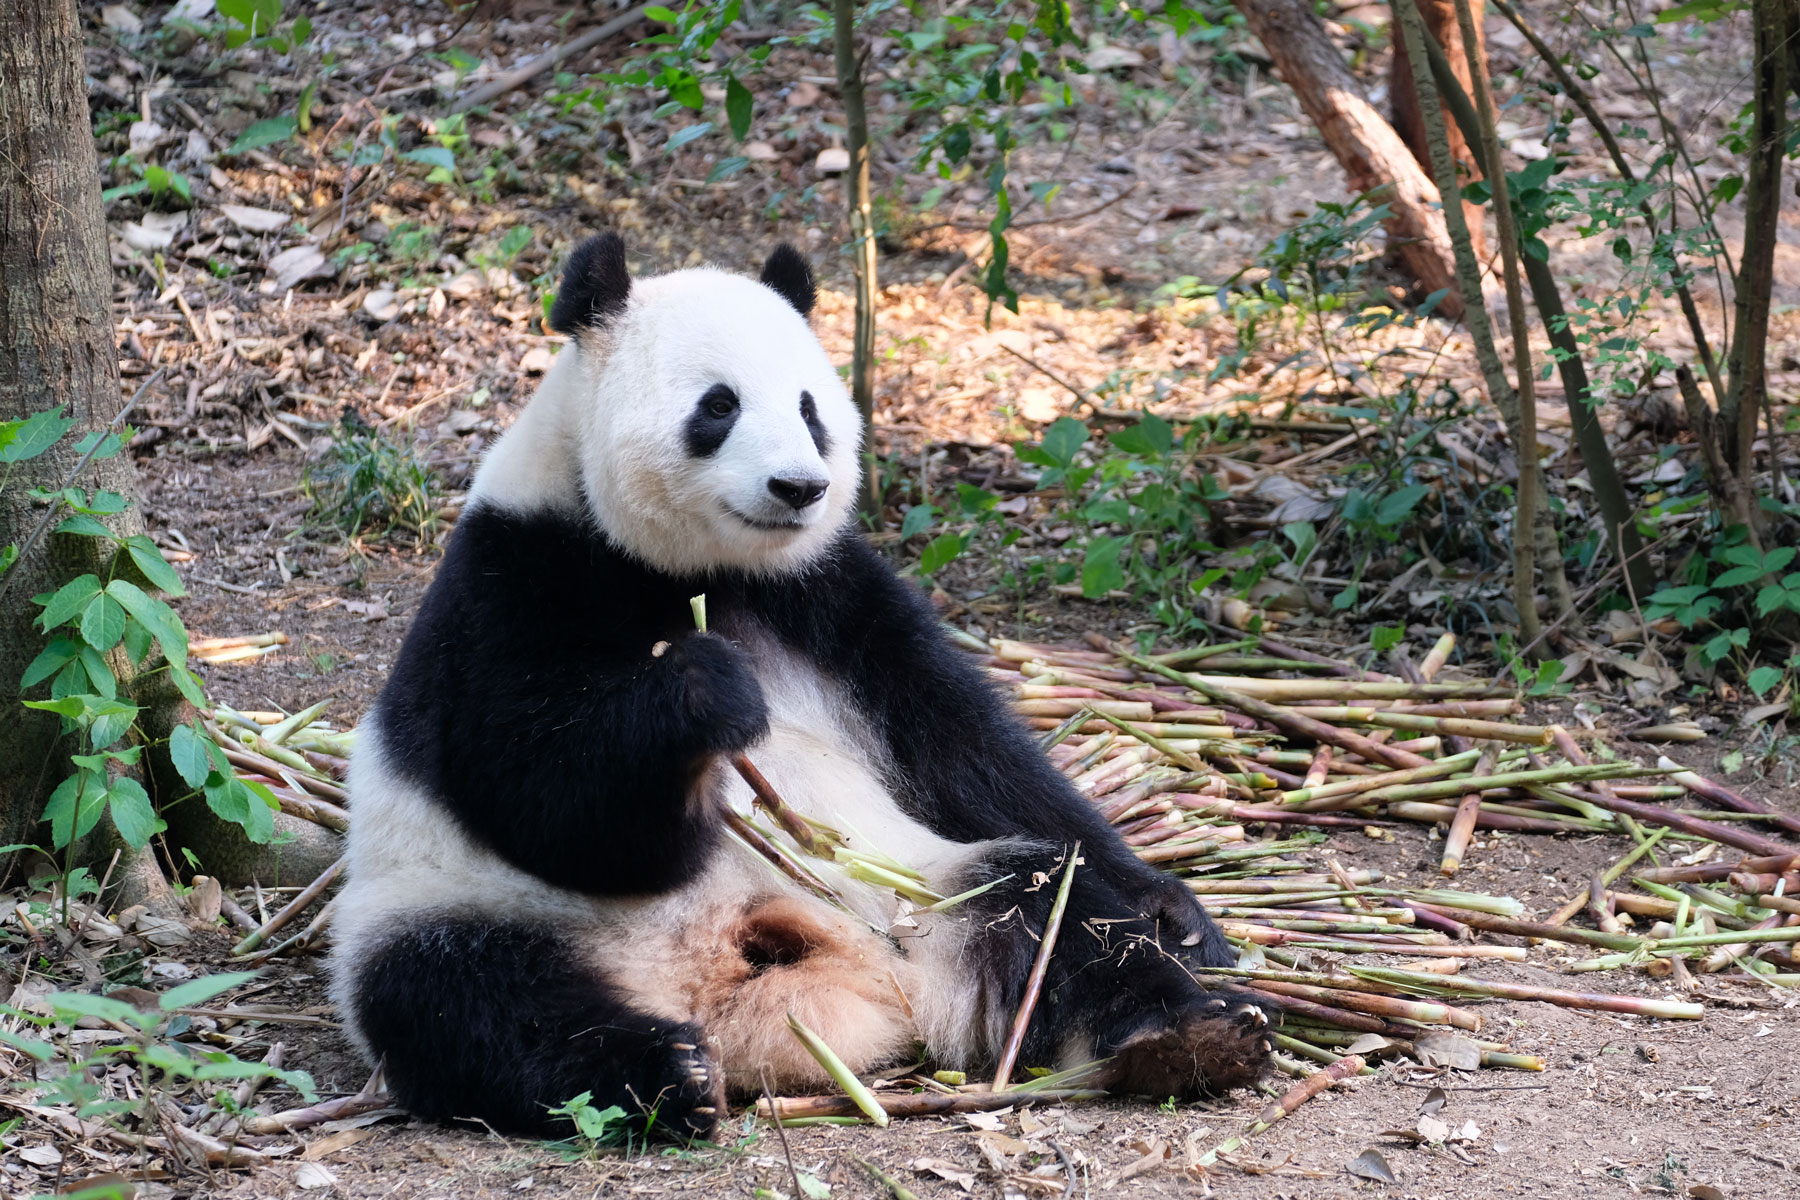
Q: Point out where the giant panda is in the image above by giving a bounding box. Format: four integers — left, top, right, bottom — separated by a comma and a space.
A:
329, 234, 1271, 1140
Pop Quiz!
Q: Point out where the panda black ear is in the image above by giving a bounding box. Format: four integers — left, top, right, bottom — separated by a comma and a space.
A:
759, 243, 816, 317
550, 233, 632, 334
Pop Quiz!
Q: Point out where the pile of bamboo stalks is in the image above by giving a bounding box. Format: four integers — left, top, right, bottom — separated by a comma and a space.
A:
204, 628, 1800, 1132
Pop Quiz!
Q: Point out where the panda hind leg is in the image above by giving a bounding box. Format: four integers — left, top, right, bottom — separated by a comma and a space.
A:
347, 916, 724, 1140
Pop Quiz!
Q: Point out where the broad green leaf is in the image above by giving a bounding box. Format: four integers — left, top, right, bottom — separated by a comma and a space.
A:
206, 778, 275, 843
1370, 625, 1405, 654
168, 723, 213, 788
643, 4, 680, 19
46, 772, 109, 848
46, 991, 148, 1029
21, 638, 79, 688
230, 117, 298, 154
1281, 521, 1318, 565
55, 514, 116, 539
725, 73, 753, 140
1035, 417, 1089, 468
240, 778, 280, 842
899, 504, 938, 540
0, 1027, 52, 1061
1108, 414, 1173, 457
159, 970, 260, 1012
23, 695, 90, 719
36, 574, 102, 631
1765, 546, 1796, 574
1747, 665, 1784, 697
121, 615, 153, 665
664, 122, 712, 153
107, 777, 158, 849
919, 532, 965, 575
77, 646, 117, 699
402, 145, 455, 171
67, 489, 129, 515
79, 593, 126, 652
125, 534, 186, 595
88, 697, 140, 750
953, 483, 998, 515
1712, 565, 1762, 589
706, 156, 749, 184
171, 665, 207, 708
1375, 484, 1431, 525
105, 579, 187, 668
1081, 535, 1125, 599
0, 407, 73, 463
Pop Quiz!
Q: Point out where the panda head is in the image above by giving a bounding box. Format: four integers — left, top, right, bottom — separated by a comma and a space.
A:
549, 234, 860, 577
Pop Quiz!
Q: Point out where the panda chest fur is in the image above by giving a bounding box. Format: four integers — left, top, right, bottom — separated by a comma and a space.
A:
715, 632, 976, 922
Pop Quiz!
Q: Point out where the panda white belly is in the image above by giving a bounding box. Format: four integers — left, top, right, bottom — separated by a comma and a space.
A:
331, 643, 1000, 1091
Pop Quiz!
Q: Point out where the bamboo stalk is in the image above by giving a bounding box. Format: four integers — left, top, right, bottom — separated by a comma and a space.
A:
231, 858, 343, 956
1442, 749, 1497, 876
755, 1087, 1102, 1122
1247, 1055, 1365, 1135
993, 844, 1080, 1090
1347, 966, 1705, 1019
786, 1014, 889, 1126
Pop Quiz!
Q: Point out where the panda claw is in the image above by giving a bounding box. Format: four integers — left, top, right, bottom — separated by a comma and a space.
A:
671, 1042, 697, 1052
694, 1106, 717, 1116
1205, 997, 1226, 1012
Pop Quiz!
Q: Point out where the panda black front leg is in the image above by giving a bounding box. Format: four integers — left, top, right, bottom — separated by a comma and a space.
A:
347, 916, 728, 1141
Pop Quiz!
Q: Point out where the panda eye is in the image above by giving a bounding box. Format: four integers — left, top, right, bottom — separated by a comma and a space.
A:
703, 386, 739, 418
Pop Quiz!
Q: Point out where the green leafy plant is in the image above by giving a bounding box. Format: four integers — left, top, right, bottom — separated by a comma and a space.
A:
303, 416, 444, 545
0, 971, 316, 1134
547, 1090, 632, 1150
6, 410, 282, 917
215, 0, 311, 53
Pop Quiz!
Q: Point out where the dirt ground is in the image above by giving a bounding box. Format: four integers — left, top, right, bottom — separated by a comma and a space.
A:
18, 0, 1800, 1196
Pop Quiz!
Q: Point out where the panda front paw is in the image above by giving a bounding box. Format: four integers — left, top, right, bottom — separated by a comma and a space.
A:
1120, 870, 1235, 968
667, 633, 770, 751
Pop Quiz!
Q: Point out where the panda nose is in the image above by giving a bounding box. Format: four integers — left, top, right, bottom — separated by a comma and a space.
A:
768, 475, 829, 510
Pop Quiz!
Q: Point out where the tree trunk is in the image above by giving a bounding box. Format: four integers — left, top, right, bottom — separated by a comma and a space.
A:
1719, 0, 1790, 515
831, 0, 880, 513
1233, 0, 1462, 317
0, 0, 146, 873
1390, 0, 1487, 263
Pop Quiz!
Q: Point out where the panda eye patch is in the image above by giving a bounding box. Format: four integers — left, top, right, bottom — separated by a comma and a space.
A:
799, 390, 830, 456
684, 383, 742, 458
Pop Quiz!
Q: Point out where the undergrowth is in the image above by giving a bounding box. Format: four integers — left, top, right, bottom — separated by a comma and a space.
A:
302, 416, 444, 546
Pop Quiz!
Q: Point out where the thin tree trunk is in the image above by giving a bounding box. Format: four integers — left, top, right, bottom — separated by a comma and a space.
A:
831, 0, 879, 513
1393, 0, 1550, 646
1233, 0, 1463, 317
1412, 30, 1652, 601
0, 0, 146, 873
1390, 0, 1487, 262
1448, 0, 1569, 626
1720, 0, 1789, 518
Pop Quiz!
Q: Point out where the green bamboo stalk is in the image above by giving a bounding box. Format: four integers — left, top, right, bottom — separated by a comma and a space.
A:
1346, 966, 1705, 1019
786, 1013, 890, 1126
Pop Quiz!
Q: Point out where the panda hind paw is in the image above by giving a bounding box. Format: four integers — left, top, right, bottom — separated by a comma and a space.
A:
1103, 997, 1273, 1099
635, 1036, 729, 1142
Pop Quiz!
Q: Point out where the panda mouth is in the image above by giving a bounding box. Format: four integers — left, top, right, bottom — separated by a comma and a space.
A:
725, 505, 806, 533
